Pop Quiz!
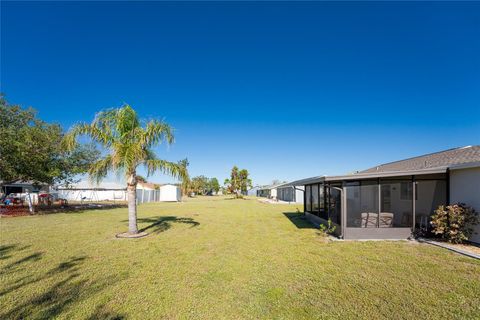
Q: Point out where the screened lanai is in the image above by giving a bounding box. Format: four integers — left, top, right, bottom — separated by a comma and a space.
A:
301, 169, 448, 240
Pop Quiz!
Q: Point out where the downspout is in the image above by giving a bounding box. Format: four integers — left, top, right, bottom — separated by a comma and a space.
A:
412, 176, 416, 238
446, 168, 450, 205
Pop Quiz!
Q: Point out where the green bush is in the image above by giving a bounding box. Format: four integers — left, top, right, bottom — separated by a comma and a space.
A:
430, 203, 479, 244
318, 218, 337, 237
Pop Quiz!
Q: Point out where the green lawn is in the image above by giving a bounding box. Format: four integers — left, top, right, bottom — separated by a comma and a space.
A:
1, 197, 479, 319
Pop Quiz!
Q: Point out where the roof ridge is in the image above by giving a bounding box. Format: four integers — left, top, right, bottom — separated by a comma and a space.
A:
368, 145, 477, 170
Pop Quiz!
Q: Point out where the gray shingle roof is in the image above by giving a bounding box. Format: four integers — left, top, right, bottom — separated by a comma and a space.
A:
360, 146, 480, 173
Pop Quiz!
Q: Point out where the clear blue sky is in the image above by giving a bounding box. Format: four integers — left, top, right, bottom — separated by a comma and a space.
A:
2, 1, 479, 185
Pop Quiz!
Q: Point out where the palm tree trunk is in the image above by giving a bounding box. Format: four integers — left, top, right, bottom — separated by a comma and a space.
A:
127, 173, 138, 234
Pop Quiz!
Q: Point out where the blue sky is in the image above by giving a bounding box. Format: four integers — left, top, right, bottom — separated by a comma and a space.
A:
2, 1, 480, 186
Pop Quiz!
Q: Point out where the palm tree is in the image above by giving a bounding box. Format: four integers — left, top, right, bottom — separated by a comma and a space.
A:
64, 104, 188, 235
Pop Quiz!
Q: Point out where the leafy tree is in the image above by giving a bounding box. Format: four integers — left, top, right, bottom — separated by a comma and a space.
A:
64, 104, 188, 235
210, 177, 220, 194
0, 96, 98, 187
186, 175, 220, 196
239, 169, 252, 195
224, 166, 251, 198
191, 175, 209, 195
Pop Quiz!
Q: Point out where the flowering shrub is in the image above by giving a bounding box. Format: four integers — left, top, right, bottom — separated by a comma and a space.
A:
430, 203, 479, 244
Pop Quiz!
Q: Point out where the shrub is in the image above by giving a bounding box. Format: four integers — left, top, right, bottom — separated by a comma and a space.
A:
318, 218, 337, 237
430, 203, 479, 244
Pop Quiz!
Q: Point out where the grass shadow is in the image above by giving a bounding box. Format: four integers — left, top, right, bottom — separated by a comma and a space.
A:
1, 252, 43, 275
0, 244, 30, 260
283, 212, 316, 229
1, 254, 121, 319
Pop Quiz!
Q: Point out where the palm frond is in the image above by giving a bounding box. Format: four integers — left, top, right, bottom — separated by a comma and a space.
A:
63, 122, 114, 151
116, 104, 139, 137
88, 155, 113, 184
145, 159, 189, 181
142, 119, 174, 148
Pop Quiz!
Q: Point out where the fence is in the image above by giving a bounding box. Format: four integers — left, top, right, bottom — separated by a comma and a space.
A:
136, 189, 161, 204
57, 188, 161, 204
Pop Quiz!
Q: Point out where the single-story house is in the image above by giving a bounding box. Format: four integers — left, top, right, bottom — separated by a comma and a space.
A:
1, 180, 50, 195
135, 181, 161, 203
276, 183, 305, 204
0, 180, 50, 205
247, 186, 262, 196
137, 181, 157, 190
256, 185, 280, 199
291, 146, 480, 242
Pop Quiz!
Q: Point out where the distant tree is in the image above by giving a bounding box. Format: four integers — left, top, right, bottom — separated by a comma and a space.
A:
179, 159, 191, 197
191, 175, 209, 195
210, 177, 220, 194
239, 169, 252, 195
0, 95, 98, 187
224, 166, 251, 198
64, 104, 188, 235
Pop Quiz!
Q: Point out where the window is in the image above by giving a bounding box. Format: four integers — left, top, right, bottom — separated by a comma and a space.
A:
400, 182, 413, 200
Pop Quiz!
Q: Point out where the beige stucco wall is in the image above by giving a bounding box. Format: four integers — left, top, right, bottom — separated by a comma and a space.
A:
450, 167, 480, 244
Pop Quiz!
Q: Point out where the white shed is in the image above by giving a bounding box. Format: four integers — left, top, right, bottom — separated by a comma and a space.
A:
159, 184, 181, 202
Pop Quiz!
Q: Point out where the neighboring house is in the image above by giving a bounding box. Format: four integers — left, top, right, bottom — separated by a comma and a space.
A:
291, 146, 480, 242
1, 180, 50, 195
159, 184, 181, 202
276, 183, 304, 204
256, 185, 279, 199
0, 180, 50, 204
255, 183, 304, 202
137, 181, 157, 190
247, 186, 261, 196
56, 180, 127, 202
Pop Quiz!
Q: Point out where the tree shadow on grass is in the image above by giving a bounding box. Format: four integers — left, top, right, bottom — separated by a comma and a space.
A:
283, 212, 316, 229
0, 255, 86, 298
0, 244, 31, 260
125, 216, 200, 234
1, 253, 123, 319
1, 252, 43, 275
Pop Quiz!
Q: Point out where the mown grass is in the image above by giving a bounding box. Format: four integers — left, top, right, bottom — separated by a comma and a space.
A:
1, 196, 479, 319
